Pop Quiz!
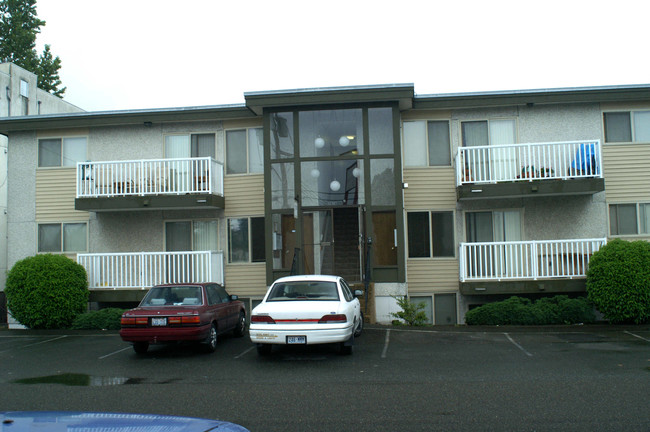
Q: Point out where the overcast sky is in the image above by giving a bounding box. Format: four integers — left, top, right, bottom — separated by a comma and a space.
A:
34, 0, 649, 112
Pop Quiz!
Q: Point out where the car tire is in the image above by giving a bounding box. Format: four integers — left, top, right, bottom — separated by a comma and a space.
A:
256, 344, 272, 356
233, 312, 246, 337
354, 312, 364, 337
203, 324, 218, 353
133, 342, 149, 354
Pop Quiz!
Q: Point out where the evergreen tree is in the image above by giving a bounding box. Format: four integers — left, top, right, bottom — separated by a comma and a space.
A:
0, 0, 65, 97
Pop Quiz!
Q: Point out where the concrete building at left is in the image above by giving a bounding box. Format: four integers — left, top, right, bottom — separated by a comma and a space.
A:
0, 62, 83, 325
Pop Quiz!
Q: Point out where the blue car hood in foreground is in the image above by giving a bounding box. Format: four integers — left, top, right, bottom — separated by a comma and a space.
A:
0, 412, 249, 432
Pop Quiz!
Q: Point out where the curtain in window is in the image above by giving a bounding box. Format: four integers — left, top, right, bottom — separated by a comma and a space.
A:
462, 122, 489, 181
165, 135, 190, 158
62, 137, 87, 167
193, 221, 218, 251
226, 130, 247, 174
634, 111, 650, 142
248, 128, 264, 173
165, 222, 192, 251
489, 120, 517, 180
428, 121, 451, 166
191, 134, 215, 158
38, 224, 61, 252
403, 121, 427, 167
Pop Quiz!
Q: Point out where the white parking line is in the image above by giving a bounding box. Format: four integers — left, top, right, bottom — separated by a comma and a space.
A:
99, 346, 132, 359
234, 346, 255, 359
381, 329, 391, 359
624, 330, 650, 343
0, 335, 68, 353
504, 333, 533, 357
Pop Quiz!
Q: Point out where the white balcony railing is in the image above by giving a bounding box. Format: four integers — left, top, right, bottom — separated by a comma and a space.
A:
456, 140, 602, 186
76, 157, 224, 198
77, 251, 224, 289
459, 238, 606, 282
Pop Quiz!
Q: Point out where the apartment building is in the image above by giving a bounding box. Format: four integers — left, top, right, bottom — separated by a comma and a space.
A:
0, 83, 648, 325
0, 63, 83, 325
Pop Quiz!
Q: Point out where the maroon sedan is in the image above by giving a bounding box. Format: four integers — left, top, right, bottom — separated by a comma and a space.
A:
120, 283, 246, 354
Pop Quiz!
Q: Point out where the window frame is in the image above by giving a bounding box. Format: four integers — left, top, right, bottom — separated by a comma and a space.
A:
225, 127, 264, 175
37, 222, 88, 253
163, 219, 220, 252
402, 119, 452, 168
608, 202, 650, 236
603, 110, 650, 144
227, 216, 266, 264
406, 210, 456, 259
37, 136, 88, 168
163, 133, 216, 159
460, 118, 518, 147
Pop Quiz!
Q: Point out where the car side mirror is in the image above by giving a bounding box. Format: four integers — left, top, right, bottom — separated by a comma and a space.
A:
230, 295, 239, 301
354, 290, 363, 297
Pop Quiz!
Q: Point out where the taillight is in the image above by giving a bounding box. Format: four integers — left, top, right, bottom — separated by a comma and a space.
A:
319, 314, 347, 323
251, 315, 276, 324
168, 317, 181, 325
135, 317, 148, 325
182, 315, 200, 324
121, 317, 135, 325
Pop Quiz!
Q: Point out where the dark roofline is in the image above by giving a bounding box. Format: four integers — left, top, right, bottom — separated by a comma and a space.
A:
0, 103, 254, 135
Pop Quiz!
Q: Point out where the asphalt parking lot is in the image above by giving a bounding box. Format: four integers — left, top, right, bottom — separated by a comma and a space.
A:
1, 324, 649, 432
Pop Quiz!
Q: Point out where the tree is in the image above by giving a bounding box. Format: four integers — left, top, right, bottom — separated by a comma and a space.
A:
0, 0, 65, 97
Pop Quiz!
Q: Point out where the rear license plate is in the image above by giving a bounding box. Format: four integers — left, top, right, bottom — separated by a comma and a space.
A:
287, 336, 306, 344
151, 317, 167, 326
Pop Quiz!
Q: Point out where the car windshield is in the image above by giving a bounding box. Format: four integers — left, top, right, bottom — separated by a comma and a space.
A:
267, 281, 339, 301
141, 286, 203, 306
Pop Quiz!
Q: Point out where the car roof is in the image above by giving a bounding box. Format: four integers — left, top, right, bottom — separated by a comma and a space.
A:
273, 275, 341, 284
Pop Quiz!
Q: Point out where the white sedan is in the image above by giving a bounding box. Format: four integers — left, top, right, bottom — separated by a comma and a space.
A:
249, 275, 364, 355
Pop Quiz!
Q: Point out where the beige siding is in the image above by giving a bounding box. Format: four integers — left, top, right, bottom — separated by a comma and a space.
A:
603, 145, 650, 201
224, 263, 267, 297
407, 259, 459, 293
223, 175, 264, 216
36, 168, 89, 222
403, 168, 456, 209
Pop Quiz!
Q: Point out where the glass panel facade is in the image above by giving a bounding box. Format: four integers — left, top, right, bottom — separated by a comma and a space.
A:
370, 158, 395, 206
271, 162, 295, 210
368, 107, 393, 154
270, 112, 294, 159
300, 159, 364, 207
299, 109, 363, 157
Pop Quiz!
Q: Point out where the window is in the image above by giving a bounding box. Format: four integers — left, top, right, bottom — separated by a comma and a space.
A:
407, 211, 454, 258
466, 210, 521, 242
38, 223, 87, 253
165, 220, 218, 251
226, 128, 263, 174
604, 111, 650, 143
403, 120, 451, 167
164, 133, 216, 158
228, 217, 265, 263
38, 137, 87, 167
461, 119, 516, 147
609, 203, 650, 235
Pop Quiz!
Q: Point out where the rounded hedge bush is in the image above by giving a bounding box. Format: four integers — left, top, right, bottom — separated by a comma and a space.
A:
586, 239, 650, 324
71, 308, 125, 330
5, 254, 89, 329
465, 295, 595, 325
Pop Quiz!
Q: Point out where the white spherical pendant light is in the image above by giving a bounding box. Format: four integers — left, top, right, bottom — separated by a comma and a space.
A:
315, 137, 325, 149
339, 136, 350, 147
330, 180, 341, 192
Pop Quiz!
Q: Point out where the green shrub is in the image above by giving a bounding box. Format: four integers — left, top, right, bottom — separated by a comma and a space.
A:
5, 254, 89, 329
390, 296, 428, 326
71, 308, 126, 330
465, 295, 595, 325
586, 239, 650, 324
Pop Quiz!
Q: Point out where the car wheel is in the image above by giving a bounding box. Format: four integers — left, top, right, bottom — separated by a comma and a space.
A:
233, 312, 246, 337
256, 344, 272, 356
354, 312, 364, 337
203, 324, 218, 353
133, 342, 149, 354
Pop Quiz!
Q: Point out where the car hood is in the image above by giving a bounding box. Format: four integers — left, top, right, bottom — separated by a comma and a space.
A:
253, 300, 344, 320
0, 412, 249, 432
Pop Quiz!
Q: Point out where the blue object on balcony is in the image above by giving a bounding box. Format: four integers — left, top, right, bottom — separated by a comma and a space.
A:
570, 143, 598, 175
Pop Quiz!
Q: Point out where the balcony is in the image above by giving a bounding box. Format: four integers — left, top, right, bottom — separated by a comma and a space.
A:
77, 250, 224, 297
75, 157, 224, 211
459, 238, 606, 295
456, 140, 605, 200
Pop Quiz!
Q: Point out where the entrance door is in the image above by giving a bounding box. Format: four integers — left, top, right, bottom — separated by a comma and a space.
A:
302, 207, 361, 282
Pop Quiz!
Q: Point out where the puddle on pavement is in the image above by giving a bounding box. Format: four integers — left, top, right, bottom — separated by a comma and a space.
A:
12, 373, 145, 386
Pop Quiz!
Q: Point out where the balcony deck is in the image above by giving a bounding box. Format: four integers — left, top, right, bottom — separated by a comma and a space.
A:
459, 238, 607, 295
456, 140, 604, 200
75, 157, 224, 211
